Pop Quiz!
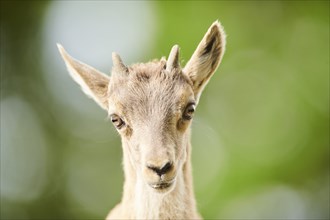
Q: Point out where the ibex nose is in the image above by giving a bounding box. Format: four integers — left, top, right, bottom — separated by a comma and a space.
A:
147, 161, 173, 177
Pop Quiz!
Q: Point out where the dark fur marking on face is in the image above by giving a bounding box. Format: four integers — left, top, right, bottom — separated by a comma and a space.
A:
124, 126, 133, 139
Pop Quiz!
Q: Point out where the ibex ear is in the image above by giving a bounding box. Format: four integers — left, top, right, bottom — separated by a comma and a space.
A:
57, 44, 110, 110
183, 21, 226, 102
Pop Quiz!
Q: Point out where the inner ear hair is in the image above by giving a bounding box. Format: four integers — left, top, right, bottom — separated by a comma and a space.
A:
183, 20, 226, 101
201, 24, 223, 74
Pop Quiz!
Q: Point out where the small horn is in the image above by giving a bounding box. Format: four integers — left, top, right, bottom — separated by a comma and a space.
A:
112, 52, 128, 73
166, 45, 180, 72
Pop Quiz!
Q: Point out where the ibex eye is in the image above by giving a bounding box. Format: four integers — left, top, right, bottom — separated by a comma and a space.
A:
110, 114, 125, 129
183, 103, 196, 120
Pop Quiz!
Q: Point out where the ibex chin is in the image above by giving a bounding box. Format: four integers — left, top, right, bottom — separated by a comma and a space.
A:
58, 20, 226, 219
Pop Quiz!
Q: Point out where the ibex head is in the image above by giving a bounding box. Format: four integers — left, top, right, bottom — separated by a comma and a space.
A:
58, 21, 226, 193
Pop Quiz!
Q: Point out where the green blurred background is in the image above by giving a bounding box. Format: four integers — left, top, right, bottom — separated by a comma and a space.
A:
1, 1, 329, 219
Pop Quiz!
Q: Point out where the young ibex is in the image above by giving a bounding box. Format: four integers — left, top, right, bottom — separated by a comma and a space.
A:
58, 20, 226, 219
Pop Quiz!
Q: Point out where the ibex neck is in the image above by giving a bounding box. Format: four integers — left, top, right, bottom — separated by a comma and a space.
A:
118, 141, 200, 219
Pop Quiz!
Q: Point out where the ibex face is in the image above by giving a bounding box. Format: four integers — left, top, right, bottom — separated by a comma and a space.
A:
58, 21, 226, 194
108, 52, 195, 193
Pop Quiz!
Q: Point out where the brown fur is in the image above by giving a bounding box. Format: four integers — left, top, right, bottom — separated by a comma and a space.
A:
58, 20, 226, 219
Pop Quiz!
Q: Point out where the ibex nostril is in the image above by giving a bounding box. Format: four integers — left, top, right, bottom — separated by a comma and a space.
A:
160, 162, 172, 174
147, 161, 172, 176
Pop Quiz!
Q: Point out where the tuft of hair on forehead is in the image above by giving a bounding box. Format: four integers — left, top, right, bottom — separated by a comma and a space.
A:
128, 59, 167, 81
126, 60, 193, 90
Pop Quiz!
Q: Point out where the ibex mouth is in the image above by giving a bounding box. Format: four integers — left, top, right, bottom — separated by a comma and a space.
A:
150, 182, 172, 189
149, 178, 175, 191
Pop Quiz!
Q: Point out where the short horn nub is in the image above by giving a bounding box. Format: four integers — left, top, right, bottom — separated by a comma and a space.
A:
112, 52, 128, 73
166, 45, 180, 72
